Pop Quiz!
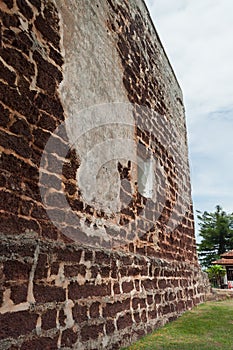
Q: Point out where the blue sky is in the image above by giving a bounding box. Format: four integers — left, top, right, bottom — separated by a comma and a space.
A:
145, 0, 233, 239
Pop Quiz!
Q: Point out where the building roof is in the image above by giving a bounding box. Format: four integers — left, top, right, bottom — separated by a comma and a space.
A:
213, 258, 233, 265
221, 250, 233, 257
212, 250, 233, 265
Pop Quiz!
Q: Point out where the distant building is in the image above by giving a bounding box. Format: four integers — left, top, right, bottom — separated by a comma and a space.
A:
213, 250, 233, 288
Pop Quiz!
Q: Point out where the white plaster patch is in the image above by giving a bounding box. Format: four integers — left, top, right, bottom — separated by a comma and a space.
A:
57, 0, 137, 214
63, 299, 74, 328
36, 315, 42, 335
0, 289, 29, 314
27, 243, 40, 304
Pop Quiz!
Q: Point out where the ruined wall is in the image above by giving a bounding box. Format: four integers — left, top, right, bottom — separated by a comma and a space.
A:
0, 0, 210, 349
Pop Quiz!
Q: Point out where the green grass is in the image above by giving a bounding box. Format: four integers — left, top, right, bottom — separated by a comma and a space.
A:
122, 299, 233, 350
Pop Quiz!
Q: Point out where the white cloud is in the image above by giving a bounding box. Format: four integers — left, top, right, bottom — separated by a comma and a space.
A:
144, 0, 233, 235
146, 0, 233, 116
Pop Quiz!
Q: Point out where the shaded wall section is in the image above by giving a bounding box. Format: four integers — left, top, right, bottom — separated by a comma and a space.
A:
0, 0, 210, 349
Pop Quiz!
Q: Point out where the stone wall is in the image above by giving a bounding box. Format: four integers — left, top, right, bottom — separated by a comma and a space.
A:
0, 0, 210, 349
0, 236, 209, 349
0, 0, 65, 241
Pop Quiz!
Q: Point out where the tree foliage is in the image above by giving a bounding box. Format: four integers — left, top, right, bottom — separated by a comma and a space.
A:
197, 205, 233, 268
206, 265, 226, 288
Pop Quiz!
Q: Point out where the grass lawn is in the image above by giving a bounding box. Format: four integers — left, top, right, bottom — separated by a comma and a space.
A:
122, 299, 233, 350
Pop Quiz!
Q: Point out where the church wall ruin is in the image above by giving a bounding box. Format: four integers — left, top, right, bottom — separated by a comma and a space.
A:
0, 0, 210, 349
